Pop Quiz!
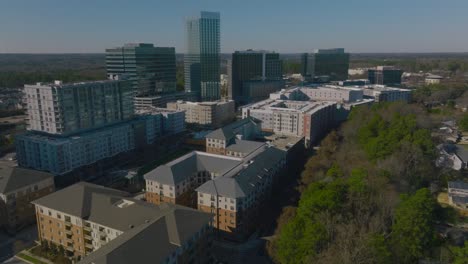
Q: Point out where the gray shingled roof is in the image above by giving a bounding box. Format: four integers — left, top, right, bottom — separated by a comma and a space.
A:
144, 152, 242, 185
78, 203, 212, 264
226, 139, 265, 154
196, 146, 285, 198
32, 182, 129, 218
86, 194, 165, 231
0, 166, 53, 194
206, 117, 259, 140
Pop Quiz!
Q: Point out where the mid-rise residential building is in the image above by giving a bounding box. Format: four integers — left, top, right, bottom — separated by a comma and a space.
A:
205, 117, 262, 155
144, 146, 286, 239
24, 79, 133, 135
228, 50, 283, 104
242, 99, 337, 146
16, 114, 168, 175
137, 107, 186, 135
33, 182, 212, 263
167, 100, 235, 128
185, 11, 221, 101
301, 48, 350, 81
270, 86, 364, 103
361, 85, 411, 102
368, 66, 403, 85
18, 77, 184, 176
0, 166, 54, 232
106, 43, 177, 96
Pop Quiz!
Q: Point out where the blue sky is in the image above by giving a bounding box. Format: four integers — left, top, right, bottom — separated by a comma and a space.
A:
1, 0, 467, 53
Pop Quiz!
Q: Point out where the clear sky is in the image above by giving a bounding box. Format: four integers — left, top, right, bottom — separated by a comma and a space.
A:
1, 0, 468, 53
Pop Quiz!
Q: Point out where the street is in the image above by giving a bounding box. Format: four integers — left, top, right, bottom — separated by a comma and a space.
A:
0, 226, 37, 263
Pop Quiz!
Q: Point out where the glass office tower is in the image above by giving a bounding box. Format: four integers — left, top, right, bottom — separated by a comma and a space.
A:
106, 43, 176, 97
184, 11, 221, 101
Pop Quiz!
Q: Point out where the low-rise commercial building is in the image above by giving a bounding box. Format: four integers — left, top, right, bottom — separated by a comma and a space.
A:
242, 99, 337, 146
425, 74, 444, 85
144, 146, 286, 239
167, 100, 235, 128
33, 182, 213, 263
0, 166, 54, 232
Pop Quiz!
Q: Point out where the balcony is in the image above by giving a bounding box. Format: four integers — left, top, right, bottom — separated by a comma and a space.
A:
65, 229, 72, 235
85, 244, 93, 249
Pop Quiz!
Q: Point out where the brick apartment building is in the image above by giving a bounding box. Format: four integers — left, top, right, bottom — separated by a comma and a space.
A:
0, 166, 54, 233
144, 146, 286, 240
33, 182, 213, 263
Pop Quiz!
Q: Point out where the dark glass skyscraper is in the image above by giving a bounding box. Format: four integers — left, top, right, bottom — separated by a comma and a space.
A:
368, 66, 403, 85
228, 50, 283, 104
106, 43, 176, 97
184, 11, 221, 101
301, 48, 350, 81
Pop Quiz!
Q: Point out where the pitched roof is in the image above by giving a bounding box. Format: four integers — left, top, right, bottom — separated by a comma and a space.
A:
226, 139, 265, 154
0, 166, 53, 194
32, 182, 129, 218
144, 152, 242, 185
196, 146, 285, 198
206, 117, 260, 140
78, 203, 212, 264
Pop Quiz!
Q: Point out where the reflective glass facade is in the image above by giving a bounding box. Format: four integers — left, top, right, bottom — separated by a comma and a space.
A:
184, 11, 221, 101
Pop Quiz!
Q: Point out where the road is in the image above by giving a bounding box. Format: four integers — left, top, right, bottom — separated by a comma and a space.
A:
0, 226, 37, 263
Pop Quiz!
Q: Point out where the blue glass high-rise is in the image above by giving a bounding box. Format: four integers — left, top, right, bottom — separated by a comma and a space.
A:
184, 11, 220, 101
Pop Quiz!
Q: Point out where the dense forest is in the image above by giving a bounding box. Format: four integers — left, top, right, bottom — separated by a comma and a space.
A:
267, 102, 467, 264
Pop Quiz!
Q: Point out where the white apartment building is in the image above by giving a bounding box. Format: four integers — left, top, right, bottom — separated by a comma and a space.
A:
242, 99, 337, 146
24, 80, 133, 135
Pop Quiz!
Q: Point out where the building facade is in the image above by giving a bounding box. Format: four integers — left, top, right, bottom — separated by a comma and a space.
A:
16, 113, 177, 175
167, 100, 235, 128
144, 146, 286, 239
137, 107, 186, 135
24, 80, 134, 135
368, 66, 403, 85
205, 117, 262, 155
301, 48, 350, 81
228, 50, 283, 104
106, 43, 177, 96
33, 182, 212, 263
361, 85, 411, 102
184, 11, 221, 101
0, 167, 54, 232
242, 99, 337, 146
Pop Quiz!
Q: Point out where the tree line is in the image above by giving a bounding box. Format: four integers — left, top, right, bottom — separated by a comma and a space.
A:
267, 102, 466, 264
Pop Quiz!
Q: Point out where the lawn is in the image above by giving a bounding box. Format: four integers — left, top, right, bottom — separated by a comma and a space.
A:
16, 252, 47, 264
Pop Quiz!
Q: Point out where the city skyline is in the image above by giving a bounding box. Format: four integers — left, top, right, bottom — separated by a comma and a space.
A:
1, 0, 468, 54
